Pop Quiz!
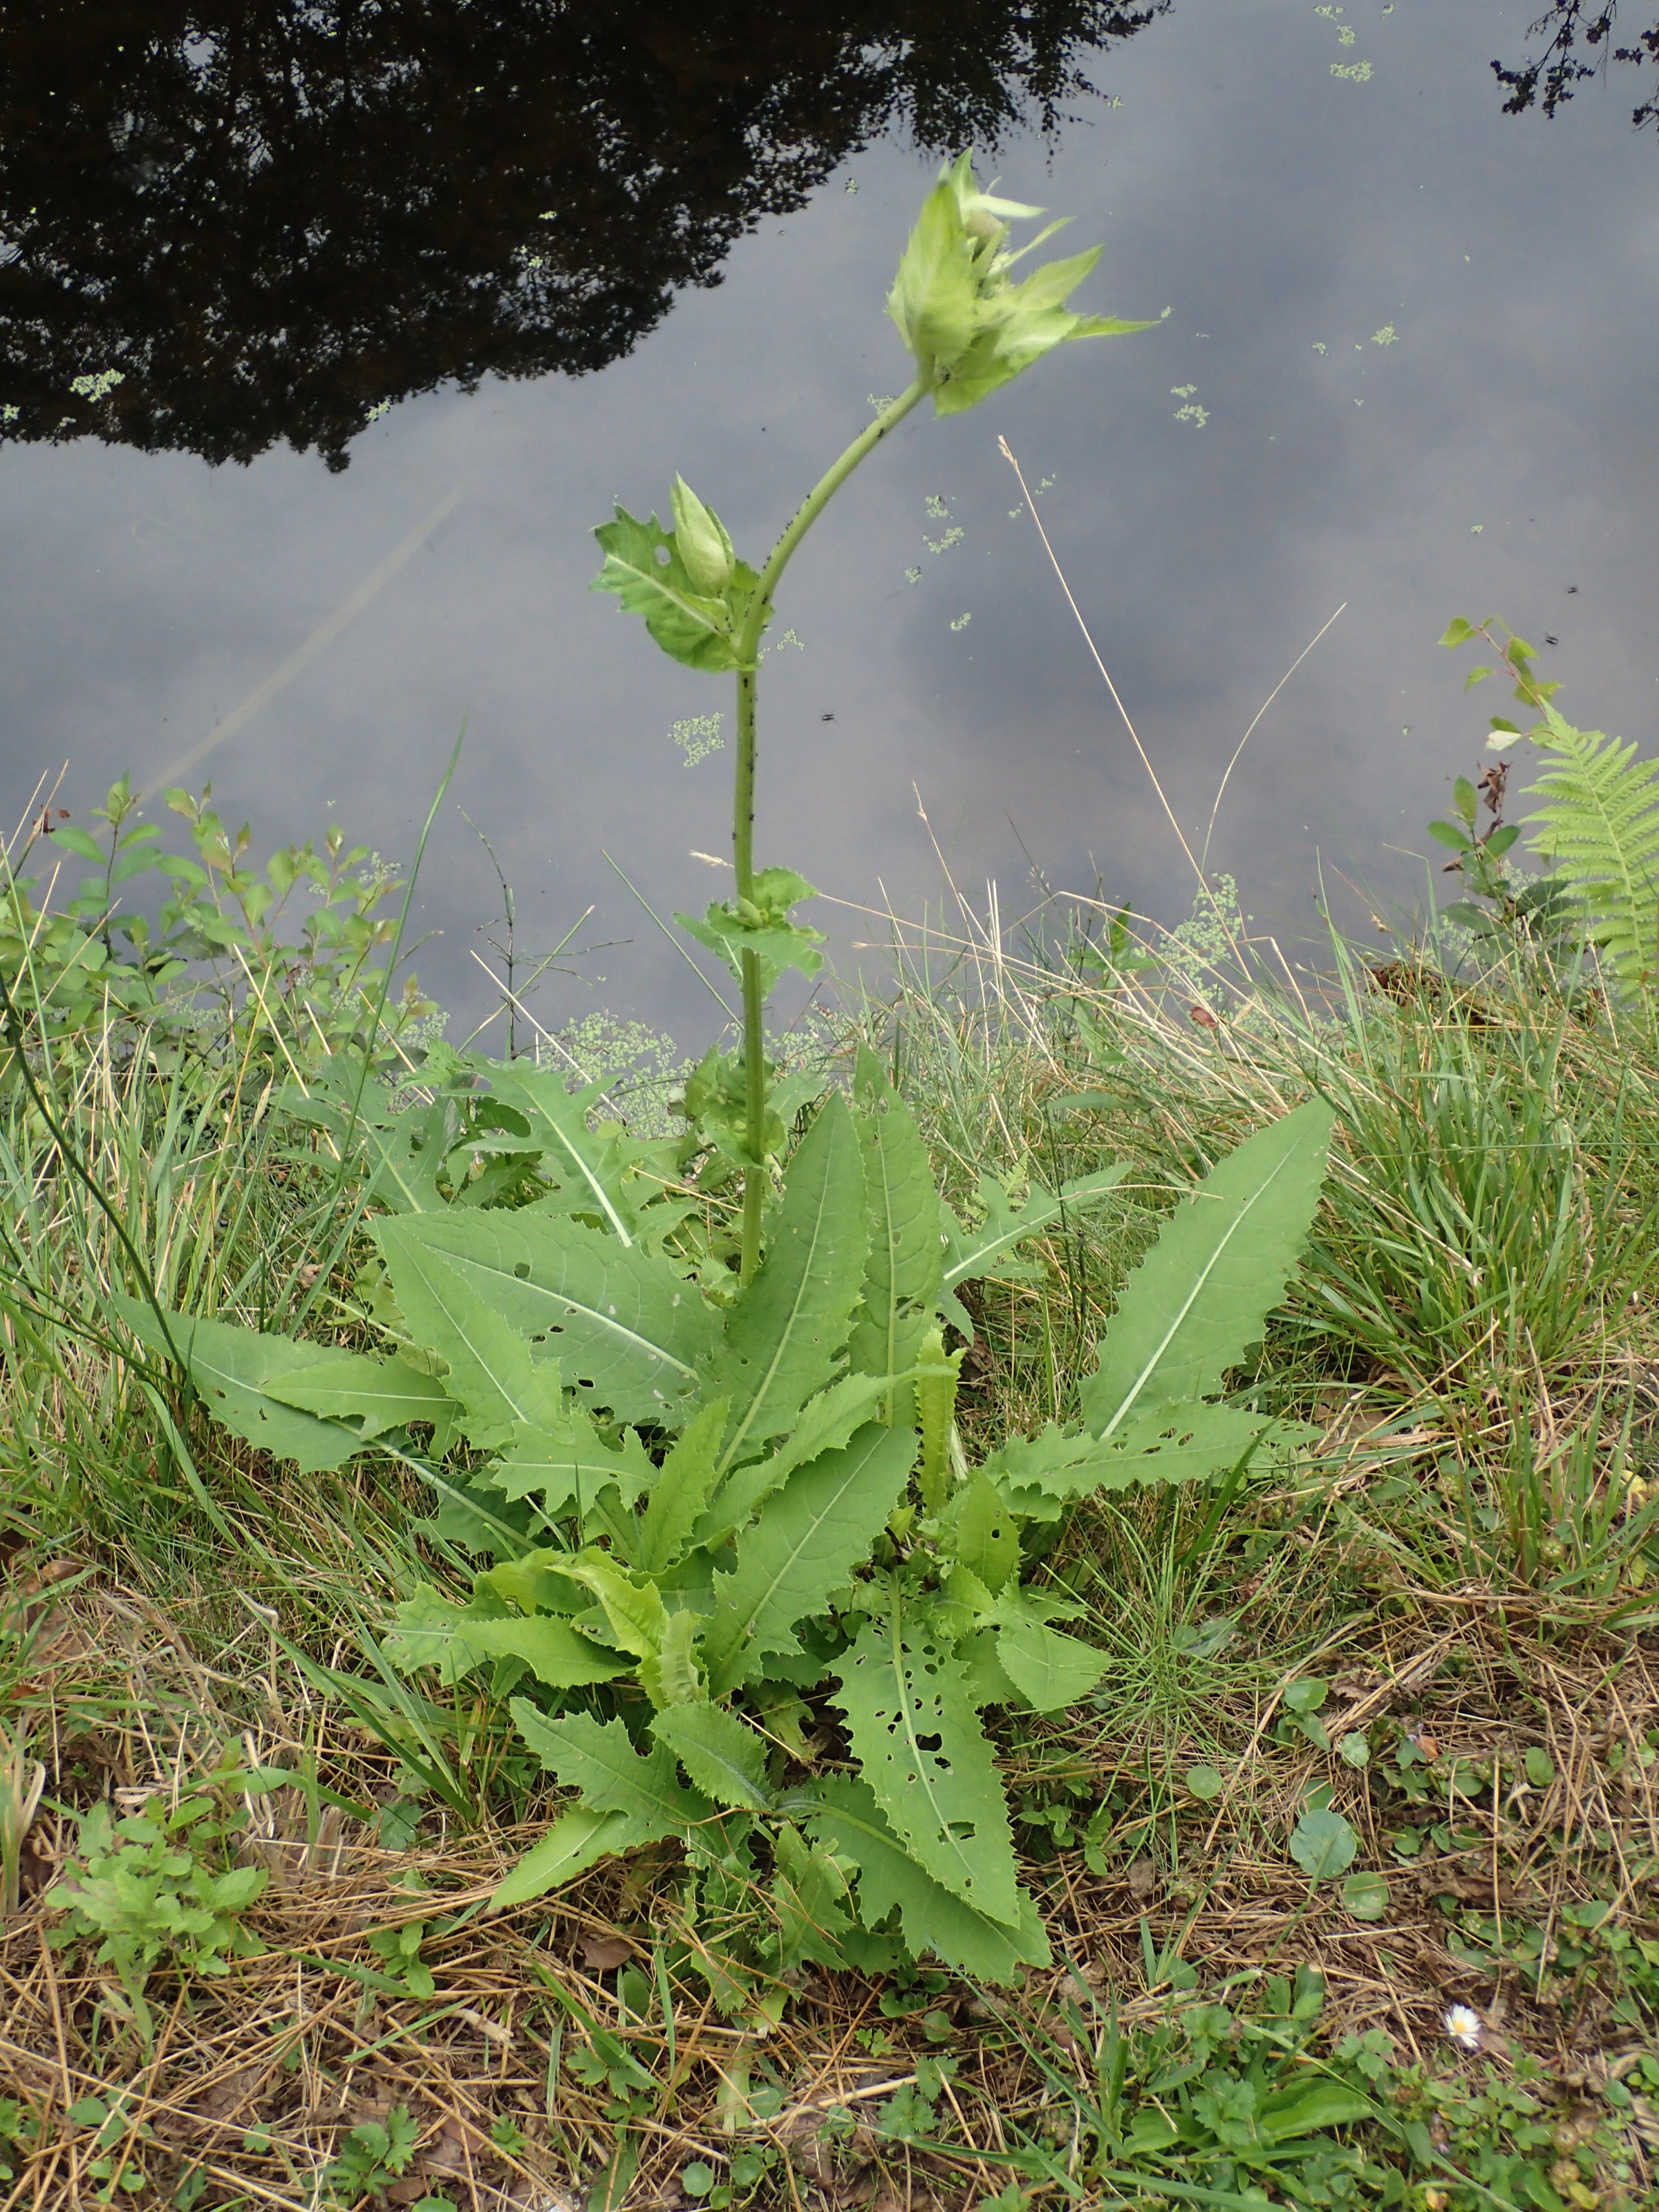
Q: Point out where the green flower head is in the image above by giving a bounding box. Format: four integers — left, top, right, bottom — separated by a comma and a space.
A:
886, 152, 1153, 415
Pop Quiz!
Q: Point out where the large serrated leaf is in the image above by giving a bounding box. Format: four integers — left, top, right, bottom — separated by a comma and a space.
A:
703, 1092, 870, 1475
984, 1403, 1300, 1512
492, 1409, 655, 1524
1093, 1401, 1308, 1489
831, 1582, 1020, 1927
846, 1047, 943, 1421
695, 1370, 912, 1548
554, 1553, 668, 1667
1080, 1100, 1334, 1436
509, 1705, 712, 1836
771, 1826, 855, 1972
262, 1350, 458, 1440
644, 1609, 704, 1709
938, 1163, 1128, 1331
360, 1098, 453, 1212
111, 1295, 364, 1474
798, 1776, 1049, 1983
386, 1588, 630, 1689
375, 1210, 714, 1427
639, 1400, 727, 1572
372, 1224, 561, 1443
703, 1423, 917, 1695
481, 1058, 660, 1246
650, 1703, 773, 1810
490, 1807, 635, 1911
283, 1067, 453, 1213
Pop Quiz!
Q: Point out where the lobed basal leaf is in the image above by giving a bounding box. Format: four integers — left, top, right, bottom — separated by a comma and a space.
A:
702, 1091, 870, 1475
510, 1706, 713, 1838
831, 1578, 1020, 1927
798, 1775, 1047, 1983
704, 1422, 917, 1695
1080, 1099, 1335, 1437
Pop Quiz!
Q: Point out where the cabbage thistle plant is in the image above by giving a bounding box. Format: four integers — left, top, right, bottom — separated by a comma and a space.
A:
592, 152, 1154, 1284
115, 159, 1338, 2007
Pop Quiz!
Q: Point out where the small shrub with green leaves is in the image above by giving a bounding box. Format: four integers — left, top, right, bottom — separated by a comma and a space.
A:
0, 771, 425, 1073
115, 156, 1336, 1999
0, 2097, 46, 2188
1438, 615, 1659, 1013
324, 2106, 420, 2203
45, 1788, 268, 2044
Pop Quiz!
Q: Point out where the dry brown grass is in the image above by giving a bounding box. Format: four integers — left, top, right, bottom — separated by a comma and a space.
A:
5, 1546, 1656, 2211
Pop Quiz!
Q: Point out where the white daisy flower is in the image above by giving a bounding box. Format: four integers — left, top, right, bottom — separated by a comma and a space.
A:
1443, 2004, 1482, 2050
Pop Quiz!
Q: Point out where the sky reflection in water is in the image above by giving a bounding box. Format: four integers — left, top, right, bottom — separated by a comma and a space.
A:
2, 0, 1656, 1048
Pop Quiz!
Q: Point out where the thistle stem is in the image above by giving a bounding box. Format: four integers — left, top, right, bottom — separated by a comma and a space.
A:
729, 375, 929, 1284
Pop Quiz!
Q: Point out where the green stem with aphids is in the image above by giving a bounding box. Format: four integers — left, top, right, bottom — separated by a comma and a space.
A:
729, 375, 930, 1282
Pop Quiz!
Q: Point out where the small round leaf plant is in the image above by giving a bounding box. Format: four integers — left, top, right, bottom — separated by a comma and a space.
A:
591, 153, 1155, 1283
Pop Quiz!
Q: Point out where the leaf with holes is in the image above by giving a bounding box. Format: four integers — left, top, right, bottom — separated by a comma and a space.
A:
831, 1581, 1020, 1927
261, 1350, 458, 1441
591, 503, 758, 674
369, 1227, 563, 1445
704, 1423, 917, 1694
797, 1776, 1047, 1982
944, 1474, 1020, 1593
700, 1093, 870, 1475
984, 1402, 1300, 1515
375, 1210, 715, 1427
1080, 1100, 1334, 1435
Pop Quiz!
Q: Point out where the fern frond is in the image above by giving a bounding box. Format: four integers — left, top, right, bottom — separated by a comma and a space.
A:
1523, 704, 1659, 1000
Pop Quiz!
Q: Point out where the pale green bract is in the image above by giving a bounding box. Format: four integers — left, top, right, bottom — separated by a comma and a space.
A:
590, 503, 760, 676
886, 152, 1156, 414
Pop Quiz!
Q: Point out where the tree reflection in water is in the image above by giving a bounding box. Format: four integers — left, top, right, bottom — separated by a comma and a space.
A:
1492, 2, 1658, 132
0, 0, 1165, 469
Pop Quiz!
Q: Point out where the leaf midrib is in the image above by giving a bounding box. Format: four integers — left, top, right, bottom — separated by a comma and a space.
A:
711, 1441, 877, 1675
718, 1136, 847, 1474
424, 1244, 700, 1389
877, 1588, 1015, 1922
1097, 1132, 1315, 1438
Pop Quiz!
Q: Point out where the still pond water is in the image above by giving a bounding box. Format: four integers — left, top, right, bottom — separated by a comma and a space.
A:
3, 1, 1657, 1043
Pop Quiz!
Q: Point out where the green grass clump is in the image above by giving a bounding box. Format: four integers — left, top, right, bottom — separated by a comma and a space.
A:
2, 825, 1657, 2210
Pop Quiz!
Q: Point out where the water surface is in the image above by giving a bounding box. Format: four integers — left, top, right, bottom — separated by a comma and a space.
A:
3, 0, 1656, 1044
